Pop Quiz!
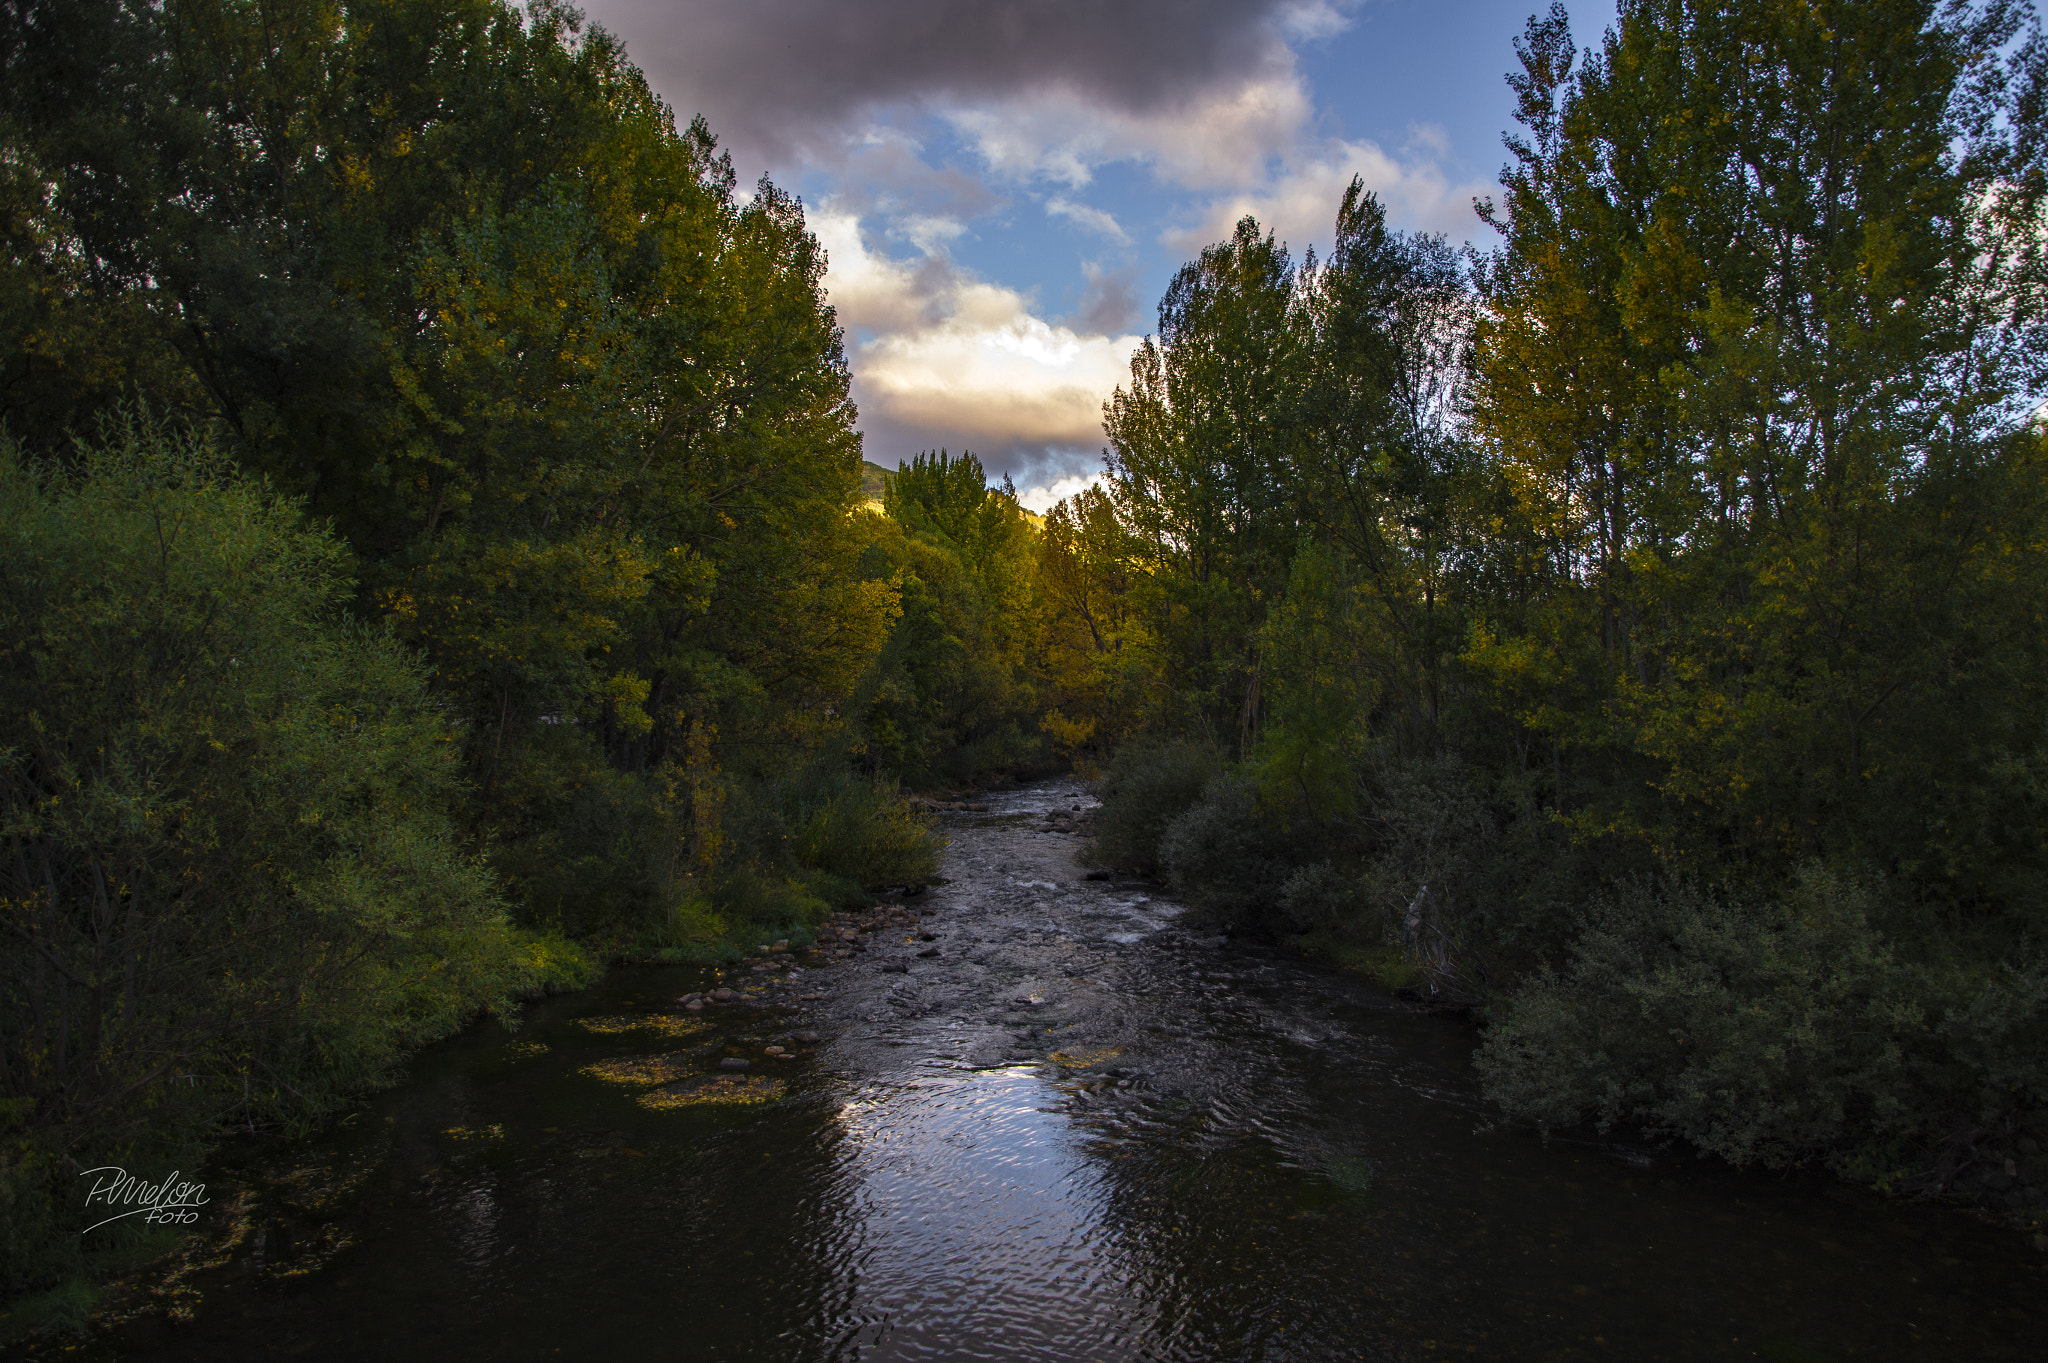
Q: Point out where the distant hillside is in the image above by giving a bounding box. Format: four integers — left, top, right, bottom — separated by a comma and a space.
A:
861, 461, 893, 502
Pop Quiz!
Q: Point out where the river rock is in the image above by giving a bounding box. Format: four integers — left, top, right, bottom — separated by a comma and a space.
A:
879, 960, 909, 974
1084, 869, 1112, 880
719, 1057, 749, 1072
684, 1001, 704, 1012
917, 947, 941, 958
792, 1030, 822, 1044
710, 988, 735, 1002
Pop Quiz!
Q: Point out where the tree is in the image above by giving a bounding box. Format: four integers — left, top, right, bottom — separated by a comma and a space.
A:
0, 420, 533, 1294
1103, 217, 1309, 749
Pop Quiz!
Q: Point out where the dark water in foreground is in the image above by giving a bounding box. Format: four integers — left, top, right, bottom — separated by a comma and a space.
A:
86, 779, 2039, 1361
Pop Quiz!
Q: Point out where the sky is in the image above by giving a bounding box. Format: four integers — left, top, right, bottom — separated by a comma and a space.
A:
578, 0, 1617, 510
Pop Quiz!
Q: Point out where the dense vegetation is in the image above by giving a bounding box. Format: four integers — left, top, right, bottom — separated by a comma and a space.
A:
5, 0, 2045, 1321
1078, 0, 2048, 1211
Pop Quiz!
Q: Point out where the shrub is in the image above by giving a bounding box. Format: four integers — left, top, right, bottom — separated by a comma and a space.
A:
1087, 738, 1222, 873
1472, 867, 2048, 1174
0, 421, 527, 1294
1158, 773, 1309, 927
1278, 861, 1371, 935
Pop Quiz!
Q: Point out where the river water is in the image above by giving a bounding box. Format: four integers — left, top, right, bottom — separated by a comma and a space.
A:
89, 778, 2039, 1361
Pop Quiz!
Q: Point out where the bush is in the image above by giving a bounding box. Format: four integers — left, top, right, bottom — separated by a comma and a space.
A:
0, 421, 528, 1294
1278, 860, 1372, 935
620, 759, 941, 962
1472, 866, 2048, 1175
774, 763, 941, 889
1087, 738, 1222, 874
1158, 773, 1309, 927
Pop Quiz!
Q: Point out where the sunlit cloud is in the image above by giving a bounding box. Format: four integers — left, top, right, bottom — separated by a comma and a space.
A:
815, 209, 1141, 473
1015, 470, 1107, 515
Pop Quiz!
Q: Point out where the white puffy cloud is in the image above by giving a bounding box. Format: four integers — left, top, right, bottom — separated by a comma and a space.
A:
1167, 130, 1495, 255
1014, 470, 1108, 515
814, 210, 1142, 470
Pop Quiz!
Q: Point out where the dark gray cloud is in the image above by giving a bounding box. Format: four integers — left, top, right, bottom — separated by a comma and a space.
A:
580, 0, 1304, 165
1064, 262, 1142, 336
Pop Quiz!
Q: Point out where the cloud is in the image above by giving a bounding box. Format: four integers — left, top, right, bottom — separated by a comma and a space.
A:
814, 209, 1141, 481
941, 58, 1313, 190
1168, 135, 1495, 256
1045, 197, 1130, 245
828, 129, 1010, 222
579, 0, 1338, 172
1065, 262, 1142, 337
1014, 470, 1108, 515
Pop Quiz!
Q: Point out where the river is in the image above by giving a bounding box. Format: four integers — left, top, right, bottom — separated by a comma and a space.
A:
82, 778, 2039, 1361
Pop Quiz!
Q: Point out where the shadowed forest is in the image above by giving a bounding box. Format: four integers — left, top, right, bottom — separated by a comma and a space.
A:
4, 0, 2048, 1321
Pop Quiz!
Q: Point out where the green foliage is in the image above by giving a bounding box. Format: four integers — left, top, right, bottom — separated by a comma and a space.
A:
1102, 219, 1308, 749
865, 450, 1046, 782
1086, 738, 1223, 875
1474, 868, 2048, 1175
1035, 484, 1147, 761
1157, 773, 1313, 927
0, 420, 528, 1294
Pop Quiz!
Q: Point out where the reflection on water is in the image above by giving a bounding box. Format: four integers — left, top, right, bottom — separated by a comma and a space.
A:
824, 1069, 1150, 1359
89, 778, 2041, 1362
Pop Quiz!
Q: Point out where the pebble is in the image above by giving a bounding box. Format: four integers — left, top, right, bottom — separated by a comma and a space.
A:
918, 931, 939, 941
792, 1031, 822, 1044
1084, 869, 1111, 880
710, 988, 735, 1003
879, 960, 909, 974
684, 1001, 704, 1012
719, 1057, 750, 1072
764, 1045, 785, 1056
917, 947, 941, 958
